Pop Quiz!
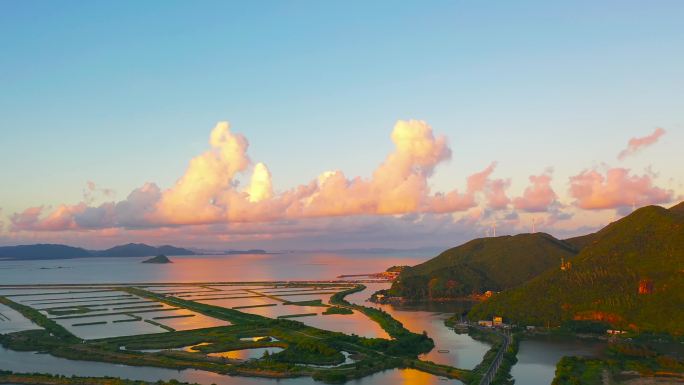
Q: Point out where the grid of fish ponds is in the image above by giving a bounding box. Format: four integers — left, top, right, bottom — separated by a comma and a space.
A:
147, 283, 390, 339
0, 287, 229, 339
1, 283, 390, 340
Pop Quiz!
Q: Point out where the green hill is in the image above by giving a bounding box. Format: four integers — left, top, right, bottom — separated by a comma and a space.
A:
388, 232, 578, 299
468, 203, 684, 335
563, 232, 599, 251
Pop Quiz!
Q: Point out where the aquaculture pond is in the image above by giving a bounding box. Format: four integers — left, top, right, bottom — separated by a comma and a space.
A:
0, 252, 485, 384
511, 335, 607, 385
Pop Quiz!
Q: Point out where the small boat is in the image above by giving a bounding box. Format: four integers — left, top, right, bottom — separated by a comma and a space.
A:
437, 349, 450, 353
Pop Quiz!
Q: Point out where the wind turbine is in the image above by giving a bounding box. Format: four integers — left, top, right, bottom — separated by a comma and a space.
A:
491, 221, 497, 237
532, 217, 537, 233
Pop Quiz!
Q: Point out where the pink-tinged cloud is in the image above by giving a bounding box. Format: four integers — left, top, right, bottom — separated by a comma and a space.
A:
425, 162, 510, 213
487, 178, 511, 210
7, 120, 511, 232
618, 127, 666, 160
11, 204, 88, 231
569, 167, 673, 209
513, 171, 558, 212
296, 120, 452, 216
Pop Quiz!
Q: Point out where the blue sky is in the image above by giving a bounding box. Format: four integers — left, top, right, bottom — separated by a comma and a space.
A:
0, 1, 682, 248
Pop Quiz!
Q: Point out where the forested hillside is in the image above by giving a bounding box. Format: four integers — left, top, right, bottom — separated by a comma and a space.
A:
389, 232, 578, 299
469, 203, 684, 335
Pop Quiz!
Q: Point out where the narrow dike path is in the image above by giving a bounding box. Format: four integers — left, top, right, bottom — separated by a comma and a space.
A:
477, 328, 511, 385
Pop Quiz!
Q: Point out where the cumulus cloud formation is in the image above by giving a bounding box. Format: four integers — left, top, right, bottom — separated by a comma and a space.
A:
9, 119, 677, 241
618, 127, 666, 160
426, 162, 510, 213
10, 120, 512, 232
298, 120, 452, 216
155, 122, 251, 224
569, 167, 673, 209
512, 170, 558, 212
247, 163, 274, 203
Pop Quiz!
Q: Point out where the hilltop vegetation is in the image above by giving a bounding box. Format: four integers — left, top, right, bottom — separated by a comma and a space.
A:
388, 232, 578, 299
469, 203, 684, 335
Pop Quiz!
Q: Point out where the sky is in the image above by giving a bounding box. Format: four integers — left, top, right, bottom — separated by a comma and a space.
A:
0, 0, 682, 250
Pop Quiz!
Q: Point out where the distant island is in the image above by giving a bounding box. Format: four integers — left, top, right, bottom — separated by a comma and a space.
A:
141, 254, 172, 264
223, 249, 267, 255
0, 243, 196, 261
0, 242, 272, 261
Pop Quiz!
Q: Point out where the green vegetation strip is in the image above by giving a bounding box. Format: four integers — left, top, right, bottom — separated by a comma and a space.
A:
283, 299, 327, 307
277, 313, 318, 319
180, 295, 266, 301
24, 294, 132, 303
144, 319, 175, 332
112, 317, 140, 323
0, 296, 78, 342
232, 304, 278, 309
46, 306, 101, 316
199, 285, 222, 292
28, 297, 138, 306
245, 289, 287, 303
4, 289, 114, 297
0, 370, 203, 385
178, 292, 255, 298
330, 285, 415, 339
53, 307, 180, 320
39, 300, 152, 310
153, 314, 195, 320
322, 306, 353, 315
276, 292, 339, 297
112, 304, 165, 311
72, 321, 108, 327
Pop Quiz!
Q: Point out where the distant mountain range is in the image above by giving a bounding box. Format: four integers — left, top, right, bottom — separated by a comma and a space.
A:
94, 243, 196, 258
0, 243, 195, 260
0, 243, 272, 260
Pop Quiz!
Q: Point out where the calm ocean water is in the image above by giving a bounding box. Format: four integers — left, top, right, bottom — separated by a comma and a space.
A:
0, 252, 427, 284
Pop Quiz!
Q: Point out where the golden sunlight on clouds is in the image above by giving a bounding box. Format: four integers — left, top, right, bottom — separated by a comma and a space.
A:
247, 162, 273, 203
5, 120, 676, 236
156, 121, 250, 224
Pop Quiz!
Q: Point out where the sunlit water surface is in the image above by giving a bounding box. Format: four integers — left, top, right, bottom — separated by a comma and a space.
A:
0, 253, 607, 384
1, 253, 462, 384
511, 335, 606, 385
